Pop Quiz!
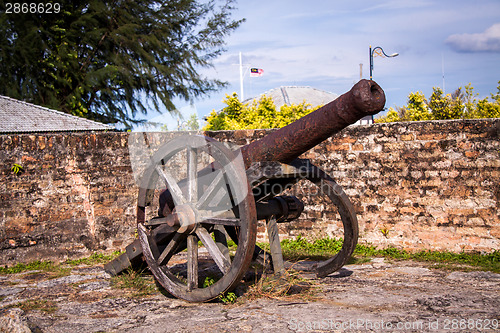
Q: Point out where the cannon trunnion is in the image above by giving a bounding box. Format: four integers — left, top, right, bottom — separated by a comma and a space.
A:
105, 80, 385, 302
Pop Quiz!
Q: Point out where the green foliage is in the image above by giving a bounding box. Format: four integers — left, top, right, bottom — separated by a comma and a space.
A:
65, 251, 122, 266
10, 163, 24, 175
375, 107, 400, 123
405, 91, 432, 121
203, 276, 216, 288
356, 246, 500, 272
177, 113, 200, 131
0, 260, 57, 275
203, 276, 237, 304
258, 235, 343, 261
220, 291, 238, 304
0, 251, 122, 275
204, 93, 320, 130
0, 0, 243, 127
376, 81, 500, 123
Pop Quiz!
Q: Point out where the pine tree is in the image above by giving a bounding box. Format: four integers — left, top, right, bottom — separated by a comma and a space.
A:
0, 0, 243, 128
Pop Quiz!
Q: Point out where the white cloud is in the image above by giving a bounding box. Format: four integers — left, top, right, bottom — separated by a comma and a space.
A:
362, 0, 433, 12
446, 23, 500, 52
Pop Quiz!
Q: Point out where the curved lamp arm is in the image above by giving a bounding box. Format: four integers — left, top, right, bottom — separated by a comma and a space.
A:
369, 45, 398, 80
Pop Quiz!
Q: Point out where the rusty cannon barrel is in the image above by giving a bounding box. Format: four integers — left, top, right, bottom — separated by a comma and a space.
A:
159, 79, 384, 214
240, 79, 385, 167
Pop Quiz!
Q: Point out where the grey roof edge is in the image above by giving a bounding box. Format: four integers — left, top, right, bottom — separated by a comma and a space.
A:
0, 95, 114, 133
0, 128, 113, 135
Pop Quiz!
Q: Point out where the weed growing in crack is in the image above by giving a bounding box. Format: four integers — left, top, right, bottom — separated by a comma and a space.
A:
9, 299, 58, 314
110, 268, 157, 297
203, 277, 238, 304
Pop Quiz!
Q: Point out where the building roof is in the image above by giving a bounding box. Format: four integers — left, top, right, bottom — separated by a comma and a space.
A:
0, 95, 113, 134
245, 86, 339, 109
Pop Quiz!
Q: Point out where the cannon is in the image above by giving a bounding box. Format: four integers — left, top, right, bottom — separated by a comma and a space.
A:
105, 79, 385, 302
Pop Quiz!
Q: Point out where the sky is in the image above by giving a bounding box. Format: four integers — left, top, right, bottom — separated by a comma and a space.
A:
142, 0, 500, 130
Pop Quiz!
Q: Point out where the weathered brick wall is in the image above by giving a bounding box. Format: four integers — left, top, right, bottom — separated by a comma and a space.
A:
0, 133, 137, 264
1, 119, 499, 264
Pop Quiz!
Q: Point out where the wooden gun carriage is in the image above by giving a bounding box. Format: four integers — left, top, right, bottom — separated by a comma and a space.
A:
105, 79, 385, 302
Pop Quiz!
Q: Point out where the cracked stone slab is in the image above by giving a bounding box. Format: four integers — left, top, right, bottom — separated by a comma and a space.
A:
0, 261, 498, 333
36, 275, 97, 288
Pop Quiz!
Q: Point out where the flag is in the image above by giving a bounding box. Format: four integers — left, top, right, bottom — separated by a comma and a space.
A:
250, 68, 264, 77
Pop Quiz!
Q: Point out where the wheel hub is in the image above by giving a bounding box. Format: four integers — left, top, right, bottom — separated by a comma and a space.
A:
173, 203, 197, 234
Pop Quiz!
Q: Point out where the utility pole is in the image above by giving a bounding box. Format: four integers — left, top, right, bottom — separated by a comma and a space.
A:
359, 63, 363, 81
239, 52, 244, 100
442, 53, 446, 94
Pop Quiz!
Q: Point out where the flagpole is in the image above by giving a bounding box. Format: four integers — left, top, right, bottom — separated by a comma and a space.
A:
239, 52, 244, 100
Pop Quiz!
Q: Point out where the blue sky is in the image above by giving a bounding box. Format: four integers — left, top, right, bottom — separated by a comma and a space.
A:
143, 0, 500, 129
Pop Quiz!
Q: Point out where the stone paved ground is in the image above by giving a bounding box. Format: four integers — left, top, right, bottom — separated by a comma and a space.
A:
0, 258, 499, 333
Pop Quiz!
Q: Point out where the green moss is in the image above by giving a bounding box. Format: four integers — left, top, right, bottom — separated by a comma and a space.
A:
64, 251, 122, 266
0, 251, 123, 276
0, 260, 58, 275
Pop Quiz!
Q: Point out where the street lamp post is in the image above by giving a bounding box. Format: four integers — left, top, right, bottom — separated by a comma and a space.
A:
367, 46, 398, 124
369, 45, 399, 80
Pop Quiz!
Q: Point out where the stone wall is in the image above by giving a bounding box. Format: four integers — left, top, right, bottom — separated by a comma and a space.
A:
1, 119, 499, 264
0, 133, 137, 264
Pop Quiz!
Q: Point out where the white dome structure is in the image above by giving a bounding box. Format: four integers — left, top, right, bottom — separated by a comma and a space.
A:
244, 86, 338, 109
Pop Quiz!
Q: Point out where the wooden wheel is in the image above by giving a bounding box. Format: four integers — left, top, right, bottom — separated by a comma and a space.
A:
251, 159, 358, 278
303, 162, 358, 278
137, 135, 257, 302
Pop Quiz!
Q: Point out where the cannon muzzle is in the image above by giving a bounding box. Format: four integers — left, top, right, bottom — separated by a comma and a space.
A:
240, 79, 385, 167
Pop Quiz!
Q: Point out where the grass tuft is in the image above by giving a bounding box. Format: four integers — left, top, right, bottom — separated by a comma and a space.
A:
110, 268, 157, 297
203, 277, 238, 304
243, 267, 319, 302
9, 299, 58, 314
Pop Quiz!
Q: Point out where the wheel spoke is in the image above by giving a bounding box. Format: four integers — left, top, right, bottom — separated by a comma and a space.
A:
155, 165, 186, 205
187, 235, 198, 290
196, 171, 224, 209
196, 227, 231, 274
200, 218, 241, 227
199, 209, 241, 227
157, 232, 184, 266
187, 147, 198, 203
213, 225, 231, 263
